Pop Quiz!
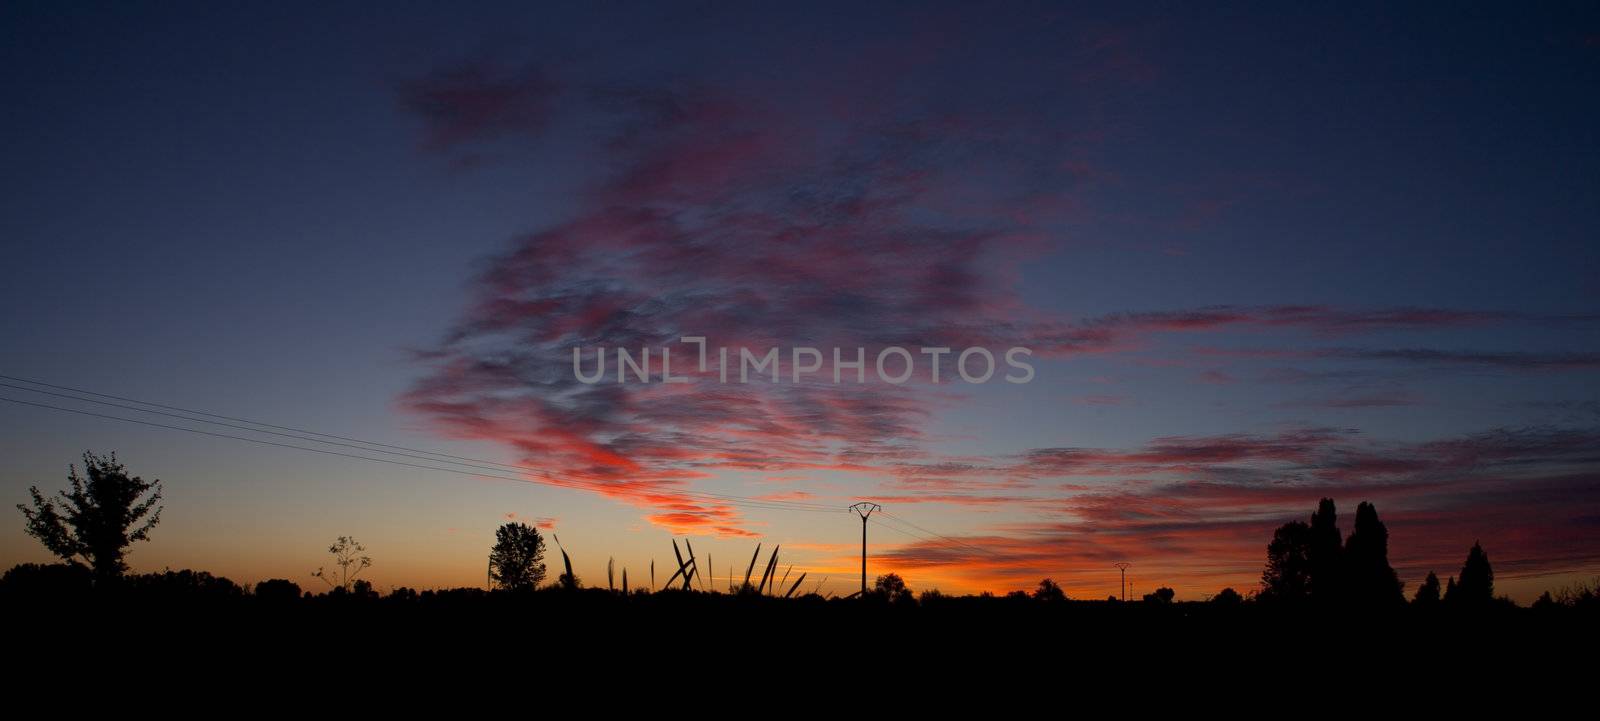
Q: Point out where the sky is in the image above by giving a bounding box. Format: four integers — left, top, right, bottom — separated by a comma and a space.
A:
1, 1, 1597, 602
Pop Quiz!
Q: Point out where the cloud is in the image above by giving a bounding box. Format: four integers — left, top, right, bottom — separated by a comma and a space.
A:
395, 45, 1600, 579
398, 49, 1110, 534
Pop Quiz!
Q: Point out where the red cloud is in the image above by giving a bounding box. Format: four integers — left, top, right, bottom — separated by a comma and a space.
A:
396, 51, 1600, 566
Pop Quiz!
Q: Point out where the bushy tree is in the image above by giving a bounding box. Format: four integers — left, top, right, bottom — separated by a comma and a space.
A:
488, 521, 547, 591
16, 452, 163, 582
1261, 520, 1312, 602
1033, 578, 1067, 602
873, 573, 914, 604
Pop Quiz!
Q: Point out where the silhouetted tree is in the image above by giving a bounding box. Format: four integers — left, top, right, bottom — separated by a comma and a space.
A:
1307, 498, 1344, 602
1213, 587, 1243, 605
873, 573, 913, 604
1344, 501, 1403, 606
1033, 578, 1067, 602
254, 578, 302, 602
1143, 587, 1175, 603
16, 451, 163, 583
312, 536, 371, 592
1261, 520, 1312, 603
487, 521, 547, 591
1448, 541, 1494, 606
1413, 571, 1441, 607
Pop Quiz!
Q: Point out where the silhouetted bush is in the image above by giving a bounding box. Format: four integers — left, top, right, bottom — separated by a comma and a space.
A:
1143, 587, 1175, 604
254, 578, 301, 602
124, 569, 244, 599
0, 562, 93, 600
1554, 577, 1599, 609
1212, 587, 1243, 605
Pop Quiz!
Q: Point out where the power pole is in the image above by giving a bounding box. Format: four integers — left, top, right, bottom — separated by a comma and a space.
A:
1114, 562, 1131, 601
849, 502, 881, 597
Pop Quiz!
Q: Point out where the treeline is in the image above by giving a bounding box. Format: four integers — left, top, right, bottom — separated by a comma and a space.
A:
1260, 498, 1520, 610
5, 451, 1598, 615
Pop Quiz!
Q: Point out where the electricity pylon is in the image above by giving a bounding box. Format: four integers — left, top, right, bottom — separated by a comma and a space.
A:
849, 502, 882, 596
1115, 562, 1131, 601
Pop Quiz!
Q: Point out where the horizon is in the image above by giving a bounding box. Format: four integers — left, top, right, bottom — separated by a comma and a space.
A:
2, 1, 1597, 604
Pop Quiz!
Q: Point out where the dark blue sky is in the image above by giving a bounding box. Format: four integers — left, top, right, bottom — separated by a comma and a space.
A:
2, 2, 1596, 598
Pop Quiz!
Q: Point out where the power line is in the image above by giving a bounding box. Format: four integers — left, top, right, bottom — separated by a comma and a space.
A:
0, 374, 534, 467
0, 375, 844, 512
0, 395, 840, 516
869, 514, 1000, 561
0, 375, 1022, 569
0, 394, 1048, 594
879, 509, 1000, 558
0, 376, 845, 514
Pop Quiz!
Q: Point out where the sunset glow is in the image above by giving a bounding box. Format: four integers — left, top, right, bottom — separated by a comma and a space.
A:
2, 2, 1596, 604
